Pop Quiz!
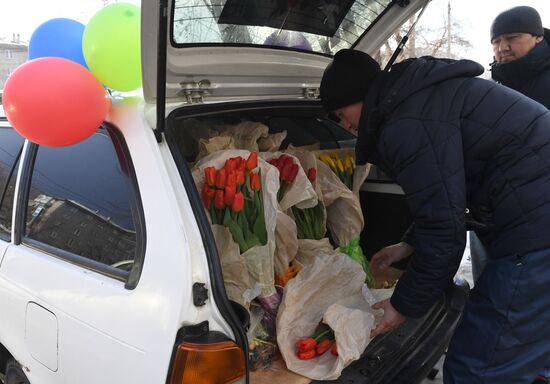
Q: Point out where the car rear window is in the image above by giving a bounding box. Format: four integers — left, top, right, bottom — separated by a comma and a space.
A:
172, 0, 392, 55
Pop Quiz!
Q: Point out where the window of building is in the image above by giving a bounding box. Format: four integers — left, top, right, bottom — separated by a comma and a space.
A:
5, 50, 13, 59
0, 127, 25, 241
23, 126, 144, 280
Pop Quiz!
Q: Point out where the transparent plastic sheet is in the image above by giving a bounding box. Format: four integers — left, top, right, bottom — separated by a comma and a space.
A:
259, 131, 287, 152
277, 251, 379, 380
273, 212, 299, 277
196, 135, 234, 160
314, 149, 370, 246
251, 288, 395, 383
294, 238, 334, 268
339, 237, 374, 286
195, 121, 270, 160
221, 121, 269, 151
286, 149, 326, 212
192, 150, 279, 299
260, 152, 318, 276
260, 152, 318, 212
210, 224, 254, 308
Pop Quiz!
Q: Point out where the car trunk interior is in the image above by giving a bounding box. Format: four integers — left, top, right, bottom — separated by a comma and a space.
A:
164, 100, 467, 383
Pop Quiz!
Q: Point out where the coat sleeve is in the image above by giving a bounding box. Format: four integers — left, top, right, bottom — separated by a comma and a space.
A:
378, 118, 467, 318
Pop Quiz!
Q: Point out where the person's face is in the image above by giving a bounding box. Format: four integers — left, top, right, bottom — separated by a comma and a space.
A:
333, 102, 363, 136
492, 33, 543, 63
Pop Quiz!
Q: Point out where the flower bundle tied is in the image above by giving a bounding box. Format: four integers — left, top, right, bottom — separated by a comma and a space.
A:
316, 149, 374, 286
201, 152, 267, 253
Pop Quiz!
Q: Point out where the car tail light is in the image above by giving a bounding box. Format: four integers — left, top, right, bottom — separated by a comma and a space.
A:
169, 340, 246, 384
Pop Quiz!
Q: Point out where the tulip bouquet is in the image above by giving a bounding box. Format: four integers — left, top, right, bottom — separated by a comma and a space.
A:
291, 167, 326, 240
201, 151, 268, 253
295, 323, 337, 360
267, 154, 299, 202
319, 152, 354, 190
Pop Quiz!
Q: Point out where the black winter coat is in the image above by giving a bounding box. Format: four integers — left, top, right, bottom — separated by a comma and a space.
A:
356, 57, 550, 318
491, 28, 550, 109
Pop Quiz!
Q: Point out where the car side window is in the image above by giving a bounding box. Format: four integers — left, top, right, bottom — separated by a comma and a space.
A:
23, 127, 143, 277
0, 127, 25, 241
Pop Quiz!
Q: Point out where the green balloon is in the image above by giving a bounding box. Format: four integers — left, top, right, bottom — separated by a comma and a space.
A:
83, 3, 141, 92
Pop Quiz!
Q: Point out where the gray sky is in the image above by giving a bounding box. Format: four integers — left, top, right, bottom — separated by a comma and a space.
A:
1, 0, 549, 66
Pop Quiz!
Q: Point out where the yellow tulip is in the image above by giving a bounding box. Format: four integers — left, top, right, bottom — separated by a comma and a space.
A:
344, 156, 354, 173
337, 158, 345, 173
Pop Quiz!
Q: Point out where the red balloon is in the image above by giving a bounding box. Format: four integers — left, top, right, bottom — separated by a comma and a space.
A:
3, 57, 111, 147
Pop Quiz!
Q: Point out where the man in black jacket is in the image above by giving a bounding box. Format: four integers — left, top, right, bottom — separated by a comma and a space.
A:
470, 5, 550, 302
490, 6, 550, 108
320, 49, 550, 383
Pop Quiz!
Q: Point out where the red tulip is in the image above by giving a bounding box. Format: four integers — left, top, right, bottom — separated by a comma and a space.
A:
316, 339, 332, 355
296, 338, 317, 352
225, 184, 236, 206
249, 172, 261, 191
246, 151, 258, 171
231, 192, 244, 213
307, 167, 317, 183
297, 349, 316, 360
202, 185, 215, 209
226, 171, 236, 188
287, 164, 299, 183
331, 343, 338, 356
281, 161, 294, 182
237, 157, 246, 172
214, 189, 225, 209
236, 170, 245, 186
205, 167, 216, 187
215, 169, 227, 189
280, 155, 294, 170
224, 158, 237, 173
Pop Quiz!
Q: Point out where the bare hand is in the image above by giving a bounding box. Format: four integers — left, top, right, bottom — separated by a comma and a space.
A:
370, 299, 406, 338
369, 242, 414, 275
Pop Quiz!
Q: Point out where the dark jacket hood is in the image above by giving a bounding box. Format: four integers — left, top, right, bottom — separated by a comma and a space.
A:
356, 56, 484, 165
491, 28, 550, 87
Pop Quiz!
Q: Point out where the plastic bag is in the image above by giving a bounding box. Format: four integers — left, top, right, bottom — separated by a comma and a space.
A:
294, 238, 334, 268
261, 152, 317, 276
211, 224, 254, 307
222, 121, 269, 151
195, 121, 270, 160
259, 131, 287, 152
273, 212, 299, 277
314, 149, 370, 246
277, 251, 375, 380
339, 237, 374, 286
197, 135, 234, 160
260, 152, 318, 212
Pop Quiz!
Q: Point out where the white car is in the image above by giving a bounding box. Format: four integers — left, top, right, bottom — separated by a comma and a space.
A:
0, 0, 467, 383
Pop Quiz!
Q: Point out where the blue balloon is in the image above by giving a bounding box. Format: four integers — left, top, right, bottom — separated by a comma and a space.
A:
29, 18, 87, 68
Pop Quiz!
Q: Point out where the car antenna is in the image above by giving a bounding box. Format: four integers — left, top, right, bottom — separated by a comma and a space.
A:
383, 1, 430, 72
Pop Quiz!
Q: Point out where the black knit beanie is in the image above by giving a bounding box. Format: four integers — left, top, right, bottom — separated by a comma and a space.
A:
490, 6, 544, 41
320, 49, 381, 112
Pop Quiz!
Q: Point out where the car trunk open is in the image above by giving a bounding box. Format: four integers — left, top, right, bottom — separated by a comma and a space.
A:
143, 0, 466, 382
163, 99, 467, 383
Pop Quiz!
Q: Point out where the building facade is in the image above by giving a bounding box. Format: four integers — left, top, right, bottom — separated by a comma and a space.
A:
0, 41, 28, 89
